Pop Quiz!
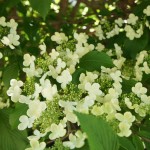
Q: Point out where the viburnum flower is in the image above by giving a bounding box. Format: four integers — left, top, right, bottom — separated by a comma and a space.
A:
0, 16, 6, 26
127, 13, 138, 25
23, 54, 36, 67
7, 79, 23, 102
143, 5, 150, 16
28, 130, 46, 141
18, 115, 35, 130
56, 58, 66, 74
95, 25, 105, 40
49, 49, 59, 60
96, 43, 105, 51
49, 123, 66, 140
51, 32, 68, 44
25, 139, 46, 150
63, 130, 86, 149
41, 79, 57, 101
27, 100, 46, 119
74, 32, 88, 44
115, 112, 135, 137
39, 43, 46, 55
84, 82, 102, 100
110, 70, 122, 82
56, 69, 72, 88
132, 82, 147, 97
6, 18, 18, 29
115, 18, 123, 27
1, 33, 20, 49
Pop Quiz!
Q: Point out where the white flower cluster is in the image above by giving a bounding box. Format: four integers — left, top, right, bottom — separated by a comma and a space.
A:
0, 16, 20, 49
6, 16, 150, 149
95, 5, 150, 41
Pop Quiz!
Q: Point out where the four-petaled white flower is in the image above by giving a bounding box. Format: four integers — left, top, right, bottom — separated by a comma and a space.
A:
18, 115, 35, 130
84, 82, 102, 100
49, 123, 66, 140
51, 32, 68, 44
132, 82, 147, 97
56, 69, 72, 88
127, 13, 138, 25
27, 100, 46, 119
143, 5, 150, 16
39, 43, 46, 55
25, 139, 46, 150
23, 54, 35, 67
63, 131, 86, 149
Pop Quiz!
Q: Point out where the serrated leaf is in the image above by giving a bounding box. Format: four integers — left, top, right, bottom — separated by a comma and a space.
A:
0, 109, 28, 150
79, 51, 114, 72
2, 63, 19, 89
118, 137, 135, 150
9, 103, 28, 129
75, 112, 119, 150
29, 0, 51, 19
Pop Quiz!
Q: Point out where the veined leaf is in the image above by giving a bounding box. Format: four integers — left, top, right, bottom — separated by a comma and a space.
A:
79, 51, 114, 72
0, 109, 28, 150
9, 103, 28, 129
29, 0, 51, 19
75, 112, 119, 150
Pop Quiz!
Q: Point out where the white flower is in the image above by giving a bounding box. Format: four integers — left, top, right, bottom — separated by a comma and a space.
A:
19, 95, 31, 104
127, 14, 138, 25
51, 32, 68, 44
23, 54, 35, 67
7, 19, 18, 29
143, 5, 150, 16
84, 82, 102, 100
56, 58, 66, 74
18, 115, 35, 130
56, 69, 72, 88
110, 70, 122, 82
95, 25, 105, 40
96, 43, 105, 51
0, 16, 6, 26
7, 79, 23, 102
132, 82, 147, 97
49, 49, 59, 60
115, 112, 135, 125
115, 112, 135, 137
118, 122, 132, 137
0, 52, 3, 59
63, 131, 86, 149
124, 25, 136, 40
27, 100, 46, 119
25, 139, 46, 150
39, 43, 46, 55
49, 123, 66, 140
28, 130, 46, 141
41, 79, 57, 100
59, 100, 77, 111
115, 18, 123, 27
74, 33, 88, 44
1, 34, 20, 49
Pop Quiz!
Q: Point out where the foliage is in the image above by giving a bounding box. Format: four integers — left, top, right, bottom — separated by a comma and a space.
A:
0, 0, 150, 150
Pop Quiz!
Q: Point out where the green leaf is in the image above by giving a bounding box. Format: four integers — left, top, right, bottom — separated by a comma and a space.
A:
72, 68, 86, 84
75, 112, 119, 150
0, 109, 28, 150
79, 51, 114, 72
9, 103, 28, 129
118, 137, 135, 150
29, 0, 51, 19
2, 63, 19, 89
123, 28, 149, 59
132, 135, 144, 150
122, 79, 137, 93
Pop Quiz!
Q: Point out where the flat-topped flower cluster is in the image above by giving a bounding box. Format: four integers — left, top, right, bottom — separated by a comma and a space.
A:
5, 4, 150, 150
